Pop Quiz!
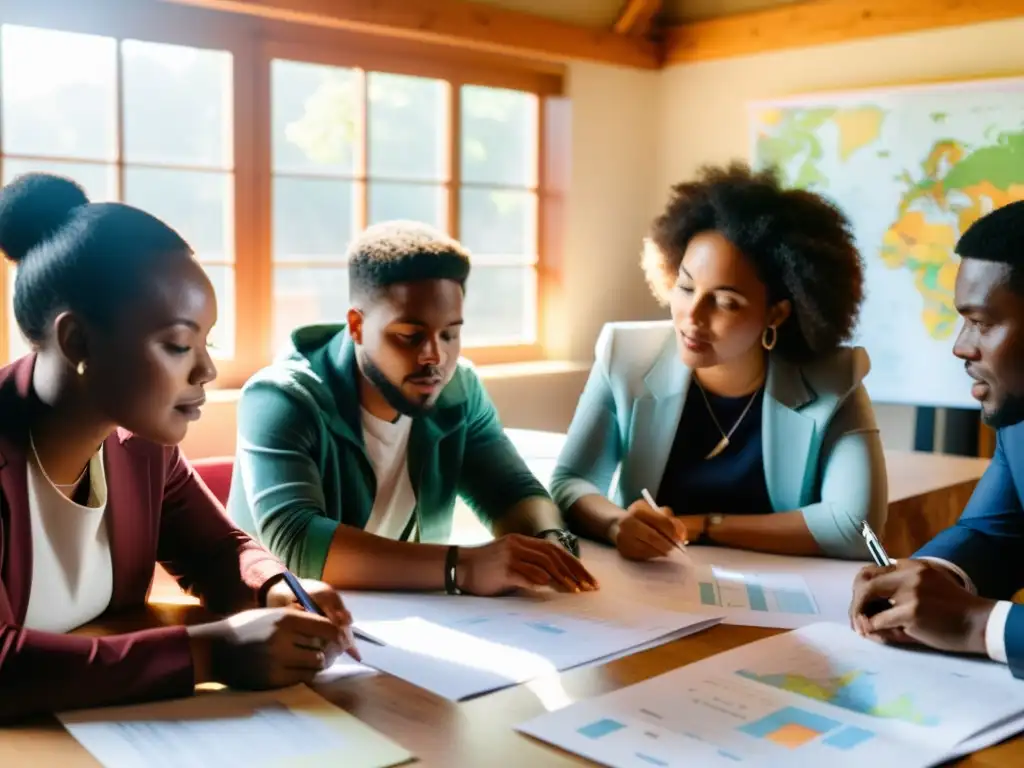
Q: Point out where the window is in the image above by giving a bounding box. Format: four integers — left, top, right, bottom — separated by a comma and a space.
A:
270, 61, 539, 354
0, 23, 235, 362
0, 0, 562, 383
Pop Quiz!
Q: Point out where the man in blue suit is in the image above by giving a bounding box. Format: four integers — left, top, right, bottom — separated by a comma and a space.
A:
850, 200, 1024, 677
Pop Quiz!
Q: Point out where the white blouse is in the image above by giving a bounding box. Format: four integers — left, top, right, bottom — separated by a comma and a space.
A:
22, 444, 113, 633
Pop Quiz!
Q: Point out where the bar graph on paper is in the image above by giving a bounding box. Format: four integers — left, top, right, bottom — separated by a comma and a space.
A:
694, 566, 819, 616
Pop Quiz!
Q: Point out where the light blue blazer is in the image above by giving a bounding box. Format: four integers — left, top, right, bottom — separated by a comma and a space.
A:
550, 321, 888, 559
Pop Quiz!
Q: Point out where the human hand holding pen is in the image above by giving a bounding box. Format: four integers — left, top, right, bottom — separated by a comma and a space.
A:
266, 573, 361, 662
608, 488, 689, 561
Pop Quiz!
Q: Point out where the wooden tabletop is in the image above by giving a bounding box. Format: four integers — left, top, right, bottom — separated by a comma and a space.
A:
884, 449, 988, 503
0, 445, 1002, 766
6, 557, 1024, 766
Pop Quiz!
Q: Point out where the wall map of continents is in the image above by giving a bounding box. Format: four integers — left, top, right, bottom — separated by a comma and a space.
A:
750, 77, 1024, 408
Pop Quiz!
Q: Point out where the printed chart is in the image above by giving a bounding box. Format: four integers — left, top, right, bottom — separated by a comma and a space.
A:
690, 565, 819, 615
518, 623, 1024, 768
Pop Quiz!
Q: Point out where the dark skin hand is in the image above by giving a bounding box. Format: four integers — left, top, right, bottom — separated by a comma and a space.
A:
849, 560, 995, 655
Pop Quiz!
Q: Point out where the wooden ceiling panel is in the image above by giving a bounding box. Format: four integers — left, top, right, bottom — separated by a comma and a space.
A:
465, 0, 627, 28
163, 0, 660, 67
661, 0, 807, 24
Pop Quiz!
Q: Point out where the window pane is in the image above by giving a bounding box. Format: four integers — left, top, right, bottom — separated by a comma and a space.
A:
272, 60, 358, 175
461, 86, 537, 187
202, 264, 235, 358
122, 40, 232, 168
368, 73, 445, 181
2, 159, 116, 202
1, 25, 116, 160
368, 182, 445, 228
124, 168, 232, 261
460, 188, 536, 256
463, 266, 535, 345
272, 266, 349, 352
273, 177, 355, 262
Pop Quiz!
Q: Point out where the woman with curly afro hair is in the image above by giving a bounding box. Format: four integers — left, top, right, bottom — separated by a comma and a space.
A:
551, 162, 887, 562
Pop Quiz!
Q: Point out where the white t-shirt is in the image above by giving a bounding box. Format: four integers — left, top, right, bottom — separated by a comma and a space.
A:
361, 410, 418, 541
23, 445, 113, 633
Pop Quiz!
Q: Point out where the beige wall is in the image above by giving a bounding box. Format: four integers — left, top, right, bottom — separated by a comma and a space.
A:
546, 61, 664, 362
657, 17, 1024, 450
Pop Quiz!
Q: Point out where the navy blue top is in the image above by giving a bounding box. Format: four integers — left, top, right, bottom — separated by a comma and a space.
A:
655, 383, 774, 517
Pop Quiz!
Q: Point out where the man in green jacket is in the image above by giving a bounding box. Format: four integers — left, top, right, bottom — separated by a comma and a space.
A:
228, 221, 597, 597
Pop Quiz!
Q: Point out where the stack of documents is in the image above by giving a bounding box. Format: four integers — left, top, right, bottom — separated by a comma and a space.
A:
340, 591, 722, 700
59, 684, 411, 768
517, 622, 1024, 767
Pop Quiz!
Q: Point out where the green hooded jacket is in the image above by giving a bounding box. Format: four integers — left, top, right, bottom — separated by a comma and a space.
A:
226, 324, 551, 578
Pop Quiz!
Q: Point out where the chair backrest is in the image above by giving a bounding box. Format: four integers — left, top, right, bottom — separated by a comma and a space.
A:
190, 456, 234, 506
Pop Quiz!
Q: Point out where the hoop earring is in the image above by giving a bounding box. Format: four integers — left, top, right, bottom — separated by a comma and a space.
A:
76, 360, 87, 376
762, 325, 778, 352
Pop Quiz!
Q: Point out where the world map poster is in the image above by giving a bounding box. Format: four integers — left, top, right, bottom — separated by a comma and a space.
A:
749, 77, 1024, 408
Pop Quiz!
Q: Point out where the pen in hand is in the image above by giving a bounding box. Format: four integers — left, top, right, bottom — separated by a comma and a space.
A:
859, 521, 896, 618
281, 571, 363, 662
641, 488, 688, 553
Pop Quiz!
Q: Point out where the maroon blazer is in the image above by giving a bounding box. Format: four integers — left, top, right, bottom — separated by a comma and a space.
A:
0, 355, 286, 721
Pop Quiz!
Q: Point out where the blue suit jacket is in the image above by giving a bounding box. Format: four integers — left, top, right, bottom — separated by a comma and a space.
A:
550, 321, 889, 559
916, 424, 1024, 677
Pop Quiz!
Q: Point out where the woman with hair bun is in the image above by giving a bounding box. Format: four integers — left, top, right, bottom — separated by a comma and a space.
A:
552, 162, 888, 562
0, 173, 355, 721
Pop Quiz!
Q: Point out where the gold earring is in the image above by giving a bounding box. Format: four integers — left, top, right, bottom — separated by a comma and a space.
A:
76, 360, 87, 376
762, 325, 778, 351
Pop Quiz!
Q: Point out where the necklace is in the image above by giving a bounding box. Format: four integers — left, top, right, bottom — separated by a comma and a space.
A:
29, 431, 88, 489
693, 379, 762, 460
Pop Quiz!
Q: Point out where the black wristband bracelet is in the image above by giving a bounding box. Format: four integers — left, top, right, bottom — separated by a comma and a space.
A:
444, 545, 462, 595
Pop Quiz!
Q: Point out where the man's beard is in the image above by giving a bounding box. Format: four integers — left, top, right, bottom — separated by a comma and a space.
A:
983, 392, 1024, 429
359, 349, 437, 418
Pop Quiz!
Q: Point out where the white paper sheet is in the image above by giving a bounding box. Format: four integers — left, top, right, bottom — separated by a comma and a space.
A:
342, 591, 721, 700
314, 656, 379, 685
518, 622, 1024, 768
59, 684, 412, 768
582, 541, 863, 629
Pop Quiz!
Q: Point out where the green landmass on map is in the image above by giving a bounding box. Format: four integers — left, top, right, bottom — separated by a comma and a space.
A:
882, 130, 1024, 338
754, 105, 886, 188
753, 100, 1024, 340
736, 668, 939, 726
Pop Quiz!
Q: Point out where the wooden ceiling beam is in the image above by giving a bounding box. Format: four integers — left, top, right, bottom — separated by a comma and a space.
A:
662, 0, 1024, 65
613, 0, 663, 37
159, 0, 661, 69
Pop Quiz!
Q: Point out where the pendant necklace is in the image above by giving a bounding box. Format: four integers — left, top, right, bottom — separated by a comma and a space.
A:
694, 379, 762, 460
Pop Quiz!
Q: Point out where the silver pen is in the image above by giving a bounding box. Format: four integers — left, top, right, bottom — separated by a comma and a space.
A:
860, 521, 893, 567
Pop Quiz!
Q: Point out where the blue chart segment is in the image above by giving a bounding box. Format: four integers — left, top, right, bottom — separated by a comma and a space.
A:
695, 567, 819, 615
823, 727, 876, 750
774, 589, 815, 614
527, 621, 567, 635
635, 754, 669, 766
578, 719, 626, 739
739, 706, 876, 752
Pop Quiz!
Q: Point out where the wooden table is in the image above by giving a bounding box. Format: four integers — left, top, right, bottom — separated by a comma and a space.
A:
883, 449, 989, 558
1, 438, 1002, 766
5, 553, 1023, 766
